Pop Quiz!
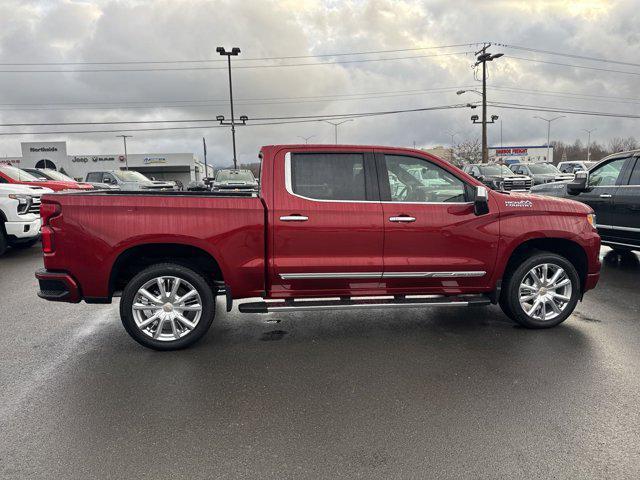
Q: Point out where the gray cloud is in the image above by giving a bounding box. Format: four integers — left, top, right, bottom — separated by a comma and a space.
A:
0, 0, 638, 165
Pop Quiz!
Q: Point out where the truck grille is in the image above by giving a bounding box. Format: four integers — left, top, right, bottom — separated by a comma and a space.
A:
502, 178, 532, 191
28, 197, 41, 215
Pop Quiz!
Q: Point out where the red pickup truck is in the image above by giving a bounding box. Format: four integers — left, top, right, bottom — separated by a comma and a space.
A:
36, 145, 601, 350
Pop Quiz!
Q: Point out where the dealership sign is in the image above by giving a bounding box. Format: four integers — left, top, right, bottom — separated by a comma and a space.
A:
143, 157, 167, 164
494, 148, 529, 156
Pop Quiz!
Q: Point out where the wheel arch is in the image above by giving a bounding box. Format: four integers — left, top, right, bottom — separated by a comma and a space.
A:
500, 237, 589, 292
109, 242, 225, 297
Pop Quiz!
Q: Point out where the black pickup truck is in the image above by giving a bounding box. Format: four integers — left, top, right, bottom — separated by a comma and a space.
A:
532, 150, 640, 253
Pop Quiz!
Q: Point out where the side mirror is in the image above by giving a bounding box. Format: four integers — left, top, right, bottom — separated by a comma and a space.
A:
474, 185, 490, 216
567, 170, 588, 195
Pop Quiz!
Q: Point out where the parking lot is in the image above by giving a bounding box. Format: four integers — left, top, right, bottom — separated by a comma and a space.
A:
0, 245, 638, 479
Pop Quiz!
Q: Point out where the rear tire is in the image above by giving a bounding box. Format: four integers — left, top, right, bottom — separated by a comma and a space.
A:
120, 263, 216, 350
500, 252, 580, 328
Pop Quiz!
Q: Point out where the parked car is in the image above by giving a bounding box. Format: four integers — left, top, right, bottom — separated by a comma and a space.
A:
36, 145, 600, 350
0, 183, 53, 255
21, 168, 102, 190
0, 164, 93, 192
85, 170, 178, 191
532, 150, 640, 253
509, 162, 574, 185
212, 169, 259, 192
462, 163, 533, 191
557, 161, 596, 174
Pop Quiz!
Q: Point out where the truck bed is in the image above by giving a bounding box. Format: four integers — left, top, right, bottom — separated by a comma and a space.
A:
41, 190, 266, 300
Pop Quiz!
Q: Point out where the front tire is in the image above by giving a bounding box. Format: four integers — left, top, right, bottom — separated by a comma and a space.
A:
500, 252, 580, 328
0, 224, 7, 256
10, 237, 39, 249
120, 263, 216, 350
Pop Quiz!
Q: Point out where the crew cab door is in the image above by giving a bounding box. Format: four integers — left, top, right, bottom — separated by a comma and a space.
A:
572, 156, 629, 242
270, 148, 383, 295
607, 156, 640, 248
376, 151, 499, 293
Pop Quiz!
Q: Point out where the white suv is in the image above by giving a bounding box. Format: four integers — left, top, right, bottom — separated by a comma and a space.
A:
0, 183, 53, 256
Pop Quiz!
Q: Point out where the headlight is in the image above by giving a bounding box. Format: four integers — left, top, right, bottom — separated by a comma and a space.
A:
492, 180, 503, 190
587, 213, 596, 229
8, 193, 32, 214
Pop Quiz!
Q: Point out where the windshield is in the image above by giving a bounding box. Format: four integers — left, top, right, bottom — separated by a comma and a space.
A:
584, 161, 596, 169
528, 163, 560, 174
0, 165, 40, 182
479, 165, 512, 176
38, 169, 76, 182
215, 170, 255, 182
113, 170, 151, 182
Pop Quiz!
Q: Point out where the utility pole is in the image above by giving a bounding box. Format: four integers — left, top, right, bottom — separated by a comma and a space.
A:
216, 47, 245, 170
582, 128, 597, 161
534, 115, 565, 162
116, 135, 132, 170
474, 45, 503, 162
202, 137, 208, 179
458, 44, 502, 163
446, 130, 460, 164
323, 119, 353, 144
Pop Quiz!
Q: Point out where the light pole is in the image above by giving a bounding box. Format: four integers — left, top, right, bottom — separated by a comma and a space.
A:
217, 46, 242, 169
297, 135, 316, 144
323, 119, 353, 144
534, 115, 565, 162
446, 130, 460, 164
116, 135, 132, 170
582, 128, 597, 161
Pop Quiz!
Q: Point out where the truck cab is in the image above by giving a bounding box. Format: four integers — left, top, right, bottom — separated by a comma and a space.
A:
85, 170, 177, 191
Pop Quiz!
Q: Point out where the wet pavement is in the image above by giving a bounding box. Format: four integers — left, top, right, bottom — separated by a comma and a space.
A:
1, 246, 638, 479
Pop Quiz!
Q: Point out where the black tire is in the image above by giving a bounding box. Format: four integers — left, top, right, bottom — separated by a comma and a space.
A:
10, 237, 39, 249
0, 224, 8, 256
500, 251, 580, 328
611, 246, 634, 255
120, 263, 216, 350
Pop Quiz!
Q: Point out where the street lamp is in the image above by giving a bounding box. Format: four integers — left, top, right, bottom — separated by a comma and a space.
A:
116, 135, 132, 170
297, 135, 316, 144
534, 115, 565, 162
323, 119, 353, 144
217, 46, 243, 170
446, 130, 460, 164
582, 128, 597, 162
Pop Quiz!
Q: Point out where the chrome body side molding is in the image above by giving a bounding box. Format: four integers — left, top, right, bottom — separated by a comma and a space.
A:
279, 271, 486, 280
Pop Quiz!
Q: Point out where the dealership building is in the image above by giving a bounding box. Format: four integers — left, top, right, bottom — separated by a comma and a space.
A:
489, 145, 554, 164
1, 141, 213, 186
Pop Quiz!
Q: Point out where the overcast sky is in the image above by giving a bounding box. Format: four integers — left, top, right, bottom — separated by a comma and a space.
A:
0, 0, 638, 166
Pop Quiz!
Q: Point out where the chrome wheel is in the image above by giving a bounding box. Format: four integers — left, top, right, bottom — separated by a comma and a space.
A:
132, 276, 203, 342
518, 263, 573, 321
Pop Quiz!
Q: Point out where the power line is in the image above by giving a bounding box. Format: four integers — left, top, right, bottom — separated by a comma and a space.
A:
0, 43, 481, 66
493, 42, 640, 68
0, 51, 473, 73
0, 103, 467, 135
489, 101, 640, 119
507, 55, 640, 76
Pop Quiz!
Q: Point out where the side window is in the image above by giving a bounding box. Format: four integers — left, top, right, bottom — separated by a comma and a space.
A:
588, 158, 627, 187
290, 153, 367, 201
103, 173, 117, 184
628, 159, 640, 186
0, 176, 7, 183
471, 166, 480, 177
384, 155, 466, 203
86, 172, 101, 182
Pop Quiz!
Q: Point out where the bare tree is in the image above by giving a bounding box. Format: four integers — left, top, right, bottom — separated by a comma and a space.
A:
608, 136, 637, 153
455, 138, 482, 165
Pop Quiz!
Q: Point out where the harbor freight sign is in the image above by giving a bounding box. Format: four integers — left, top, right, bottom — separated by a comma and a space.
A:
489, 145, 553, 164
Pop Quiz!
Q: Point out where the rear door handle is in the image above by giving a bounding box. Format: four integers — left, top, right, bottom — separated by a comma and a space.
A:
280, 215, 309, 222
599, 194, 612, 199
389, 216, 416, 223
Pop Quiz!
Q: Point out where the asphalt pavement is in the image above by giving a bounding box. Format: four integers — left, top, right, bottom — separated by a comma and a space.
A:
0, 246, 638, 479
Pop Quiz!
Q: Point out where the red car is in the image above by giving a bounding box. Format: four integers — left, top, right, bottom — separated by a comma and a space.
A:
0, 164, 93, 191
36, 144, 601, 350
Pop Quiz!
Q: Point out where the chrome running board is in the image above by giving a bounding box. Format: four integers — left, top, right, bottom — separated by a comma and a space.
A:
238, 294, 491, 314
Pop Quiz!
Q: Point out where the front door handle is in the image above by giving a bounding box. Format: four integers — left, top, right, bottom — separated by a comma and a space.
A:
389, 216, 416, 223
280, 215, 309, 222
599, 194, 612, 199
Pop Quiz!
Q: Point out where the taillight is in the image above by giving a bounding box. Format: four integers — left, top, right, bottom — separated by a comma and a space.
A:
40, 201, 61, 254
